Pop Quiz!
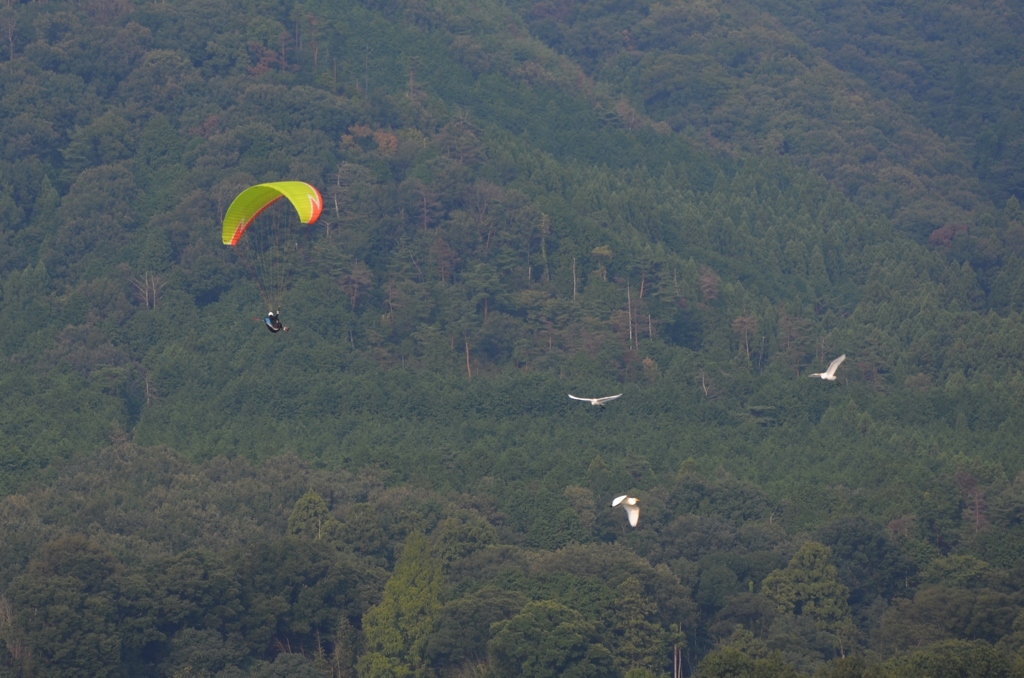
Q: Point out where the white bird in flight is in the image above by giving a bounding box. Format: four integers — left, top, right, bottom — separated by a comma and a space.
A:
809, 354, 846, 381
612, 495, 640, 527
568, 393, 623, 407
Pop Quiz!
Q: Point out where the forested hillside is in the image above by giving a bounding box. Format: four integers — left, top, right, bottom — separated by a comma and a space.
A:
1, 0, 1024, 675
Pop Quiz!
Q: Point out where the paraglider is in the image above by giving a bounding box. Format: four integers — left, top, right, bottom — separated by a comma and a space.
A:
264, 310, 287, 333
222, 181, 323, 329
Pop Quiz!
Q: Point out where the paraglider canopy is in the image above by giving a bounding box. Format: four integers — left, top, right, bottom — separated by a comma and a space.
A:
222, 181, 323, 246
221, 180, 324, 316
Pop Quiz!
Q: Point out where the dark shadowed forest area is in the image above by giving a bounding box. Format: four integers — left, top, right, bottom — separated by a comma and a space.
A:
2, 0, 1024, 675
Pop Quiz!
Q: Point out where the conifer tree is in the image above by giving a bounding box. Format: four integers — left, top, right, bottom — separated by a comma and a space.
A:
611, 576, 668, 675
333, 615, 358, 678
357, 533, 443, 678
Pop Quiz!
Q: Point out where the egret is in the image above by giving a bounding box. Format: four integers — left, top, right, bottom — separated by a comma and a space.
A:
568, 393, 623, 407
809, 354, 846, 381
611, 495, 639, 527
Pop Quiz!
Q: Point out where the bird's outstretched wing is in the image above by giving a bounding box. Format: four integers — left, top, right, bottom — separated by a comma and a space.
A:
824, 354, 846, 378
568, 394, 590, 402
594, 394, 623, 404
624, 504, 640, 527
611, 495, 628, 507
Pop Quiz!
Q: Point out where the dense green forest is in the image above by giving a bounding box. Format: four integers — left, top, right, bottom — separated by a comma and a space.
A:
2, 0, 1024, 675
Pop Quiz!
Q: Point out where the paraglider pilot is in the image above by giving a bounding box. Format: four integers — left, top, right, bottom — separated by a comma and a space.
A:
265, 310, 288, 333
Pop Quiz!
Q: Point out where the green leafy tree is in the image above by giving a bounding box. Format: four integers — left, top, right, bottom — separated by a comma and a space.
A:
160, 627, 248, 677
5, 536, 127, 677
431, 511, 498, 566
761, 542, 855, 655
697, 646, 799, 678
488, 600, 617, 678
288, 489, 340, 541
233, 538, 382, 660
812, 656, 884, 677
426, 586, 526, 672
247, 652, 329, 677
881, 639, 1019, 678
